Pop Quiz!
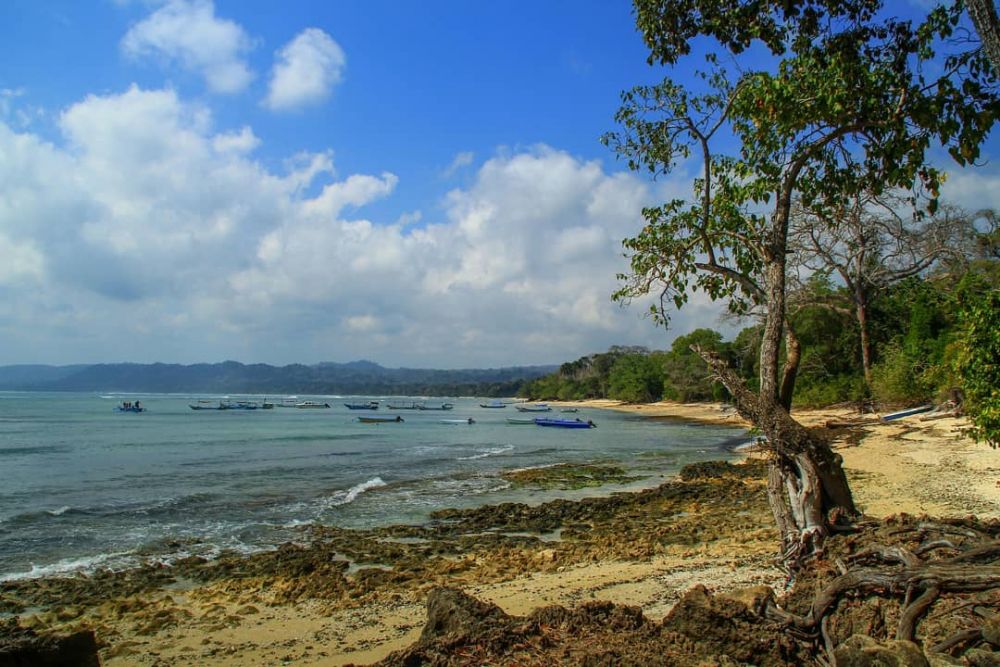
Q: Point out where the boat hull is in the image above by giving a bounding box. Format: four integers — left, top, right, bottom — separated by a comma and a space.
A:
358, 416, 404, 423
534, 418, 595, 429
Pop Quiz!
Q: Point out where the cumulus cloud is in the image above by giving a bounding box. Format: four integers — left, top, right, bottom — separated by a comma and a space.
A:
0, 86, 726, 366
264, 28, 346, 111
122, 0, 254, 94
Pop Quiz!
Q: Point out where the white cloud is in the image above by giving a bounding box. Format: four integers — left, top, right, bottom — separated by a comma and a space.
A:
122, 0, 254, 94
264, 28, 346, 111
0, 86, 730, 366
443, 151, 474, 178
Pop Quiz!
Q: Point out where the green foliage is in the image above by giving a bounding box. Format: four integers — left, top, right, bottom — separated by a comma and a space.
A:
957, 288, 1000, 447
608, 354, 665, 403
662, 329, 730, 401
870, 342, 933, 405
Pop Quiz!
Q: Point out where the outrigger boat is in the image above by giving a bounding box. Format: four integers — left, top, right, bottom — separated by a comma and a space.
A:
515, 404, 552, 413
358, 415, 404, 423
534, 418, 596, 429
418, 402, 454, 411
344, 401, 379, 410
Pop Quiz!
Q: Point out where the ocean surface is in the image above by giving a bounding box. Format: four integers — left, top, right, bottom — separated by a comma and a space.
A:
0, 392, 747, 581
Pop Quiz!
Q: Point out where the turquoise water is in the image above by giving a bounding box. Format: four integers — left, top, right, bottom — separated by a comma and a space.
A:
0, 392, 746, 580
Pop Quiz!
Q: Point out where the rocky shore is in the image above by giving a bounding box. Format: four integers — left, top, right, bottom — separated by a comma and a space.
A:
3, 403, 999, 665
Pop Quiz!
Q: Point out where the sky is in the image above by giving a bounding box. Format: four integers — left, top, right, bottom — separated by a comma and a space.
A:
0, 0, 997, 368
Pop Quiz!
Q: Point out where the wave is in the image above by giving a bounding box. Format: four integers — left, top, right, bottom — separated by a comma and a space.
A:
323, 477, 387, 508
46, 506, 72, 516
0, 550, 135, 582
457, 445, 515, 461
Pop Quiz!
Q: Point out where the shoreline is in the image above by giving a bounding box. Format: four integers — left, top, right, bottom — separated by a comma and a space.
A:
3, 401, 997, 666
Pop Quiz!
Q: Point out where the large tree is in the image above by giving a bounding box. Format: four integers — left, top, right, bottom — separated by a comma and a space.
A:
607, 0, 998, 564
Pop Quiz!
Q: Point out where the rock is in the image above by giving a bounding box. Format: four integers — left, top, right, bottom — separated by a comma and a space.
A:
0, 619, 101, 667
832, 634, 929, 667
925, 651, 963, 666
983, 615, 1000, 647
420, 587, 510, 641
966, 648, 1000, 667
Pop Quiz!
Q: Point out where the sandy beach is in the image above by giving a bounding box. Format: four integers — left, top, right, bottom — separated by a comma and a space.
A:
3, 401, 997, 666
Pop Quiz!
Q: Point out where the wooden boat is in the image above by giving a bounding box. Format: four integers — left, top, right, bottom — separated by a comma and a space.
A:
480, 401, 506, 408
386, 401, 422, 410
344, 401, 379, 410
515, 404, 552, 413
440, 418, 475, 425
506, 417, 536, 425
296, 401, 330, 409
418, 403, 454, 411
358, 415, 404, 423
880, 405, 934, 422
534, 418, 596, 429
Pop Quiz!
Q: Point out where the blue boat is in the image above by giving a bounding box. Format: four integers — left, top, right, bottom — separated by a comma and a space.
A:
534, 418, 596, 429
880, 405, 934, 422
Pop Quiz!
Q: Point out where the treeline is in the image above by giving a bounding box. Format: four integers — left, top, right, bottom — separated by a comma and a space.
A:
522, 260, 1000, 409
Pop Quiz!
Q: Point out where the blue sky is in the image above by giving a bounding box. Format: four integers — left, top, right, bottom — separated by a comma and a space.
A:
0, 0, 997, 368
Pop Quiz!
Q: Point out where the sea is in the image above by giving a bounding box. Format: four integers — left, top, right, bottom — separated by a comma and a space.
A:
0, 392, 747, 582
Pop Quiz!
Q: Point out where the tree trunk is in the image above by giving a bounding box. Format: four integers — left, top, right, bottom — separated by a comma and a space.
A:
857, 299, 873, 390
779, 325, 801, 412
697, 346, 858, 566
967, 0, 1000, 76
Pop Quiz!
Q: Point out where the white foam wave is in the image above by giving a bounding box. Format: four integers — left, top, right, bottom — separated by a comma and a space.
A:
326, 477, 387, 507
458, 445, 515, 461
46, 506, 72, 516
0, 551, 134, 582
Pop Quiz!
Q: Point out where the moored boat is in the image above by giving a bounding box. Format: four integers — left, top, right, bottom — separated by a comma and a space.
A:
480, 401, 506, 408
559, 408, 579, 413
418, 402, 454, 411
344, 401, 379, 410
506, 417, 536, 425
386, 401, 422, 410
515, 404, 552, 412
534, 418, 596, 429
296, 401, 331, 409
358, 415, 404, 423
190, 401, 228, 410
440, 418, 475, 425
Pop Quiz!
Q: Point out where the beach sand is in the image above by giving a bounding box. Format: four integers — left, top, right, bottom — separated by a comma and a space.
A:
6, 401, 998, 666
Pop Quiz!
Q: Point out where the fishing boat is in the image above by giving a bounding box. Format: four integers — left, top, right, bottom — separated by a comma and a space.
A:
418, 402, 454, 411
116, 401, 145, 413
534, 418, 596, 429
296, 401, 331, 409
506, 417, 536, 425
440, 418, 475, 425
358, 415, 404, 423
880, 405, 934, 422
344, 401, 379, 410
479, 401, 506, 408
515, 404, 552, 413
386, 401, 422, 410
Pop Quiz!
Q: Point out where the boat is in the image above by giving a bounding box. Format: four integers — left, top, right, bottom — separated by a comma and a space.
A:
344, 401, 379, 410
560, 408, 579, 413
534, 418, 596, 429
881, 405, 934, 422
506, 417, 536, 425
386, 401, 422, 410
116, 401, 145, 413
227, 401, 259, 410
296, 401, 331, 409
515, 404, 552, 413
275, 397, 299, 408
418, 402, 454, 411
190, 401, 228, 411
440, 418, 475, 425
358, 415, 404, 423
480, 401, 506, 408
261, 400, 274, 410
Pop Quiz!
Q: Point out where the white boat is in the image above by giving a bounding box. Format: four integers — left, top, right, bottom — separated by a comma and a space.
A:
515, 404, 552, 413
296, 401, 331, 409
440, 418, 475, 425
506, 417, 536, 425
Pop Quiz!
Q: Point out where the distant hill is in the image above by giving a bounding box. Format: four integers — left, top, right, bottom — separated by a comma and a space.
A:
0, 361, 557, 397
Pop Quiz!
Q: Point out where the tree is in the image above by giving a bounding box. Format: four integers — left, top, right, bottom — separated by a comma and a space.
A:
607, 0, 998, 564
661, 328, 730, 401
789, 195, 972, 389
967, 0, 1000, 74
957, 285, 1000, 447
608, 353, 665, 403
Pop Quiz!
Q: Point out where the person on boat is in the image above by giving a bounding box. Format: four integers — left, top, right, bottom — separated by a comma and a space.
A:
135, 401, 141, 410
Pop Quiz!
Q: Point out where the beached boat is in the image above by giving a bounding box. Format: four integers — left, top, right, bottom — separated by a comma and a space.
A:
515, 404, 552, 413
418, 402, 454, 411
296, 401, 331, 409
440, 418, 475, 425
386, 401, 422, 410
358, 415, 404, 423
344, 401, 379, 410
534, 418, 596, 429
881, 405, 934, 422
506, 417, 536, 425
480, 401, 506, 408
